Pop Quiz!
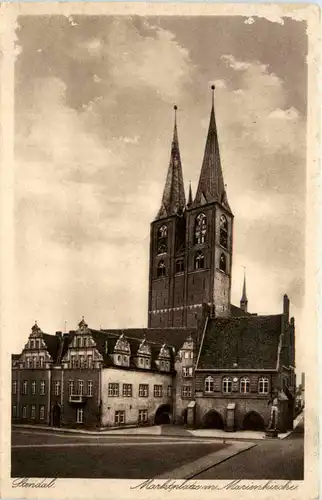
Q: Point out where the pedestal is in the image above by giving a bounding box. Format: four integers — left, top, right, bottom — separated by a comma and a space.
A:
265, 429, 279, 438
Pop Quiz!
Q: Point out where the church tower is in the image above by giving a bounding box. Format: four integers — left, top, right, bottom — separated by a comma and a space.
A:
148, 106, 187, 328
185, 86, 233, 324
148, 88, 233, 328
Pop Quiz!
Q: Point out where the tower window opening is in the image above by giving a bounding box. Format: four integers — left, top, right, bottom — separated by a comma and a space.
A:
195, 251, 205, 270
157, 260, 166, 278
195, 213, 207, 245
175, 259, 184, 274
157, 225, 168, 254
220, 215, 228, 248
219, 253, 226, 273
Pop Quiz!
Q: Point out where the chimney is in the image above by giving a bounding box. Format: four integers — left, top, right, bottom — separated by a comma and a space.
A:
55, 331, 62, 339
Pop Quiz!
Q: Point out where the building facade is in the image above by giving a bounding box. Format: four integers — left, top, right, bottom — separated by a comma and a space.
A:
12, 90, 297, 432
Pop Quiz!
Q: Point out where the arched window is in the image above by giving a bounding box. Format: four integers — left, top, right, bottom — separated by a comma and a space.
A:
157, 225, 168, 254
159, 225, 167, 238
195, 213, 207, 244
258, 377, 269, 394
240, 377, 250, 394
195, 251, 205, 270
204, 376, 214, 393
157, 260, 166, 278
219, 253, 226, 273
222, 377, 232, 393
220, 214, 228, 248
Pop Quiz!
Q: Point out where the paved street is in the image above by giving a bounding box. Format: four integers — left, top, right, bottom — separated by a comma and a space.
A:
11, 421, 304, 480
194, 420, 304, 480
11, 429, 228, 479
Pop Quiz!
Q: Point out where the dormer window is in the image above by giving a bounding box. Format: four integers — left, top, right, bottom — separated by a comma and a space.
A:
137, 339, 151, 370
195, 213, 207, 244
114, 334, 131, 367
157, 260, 166, 278
220, 214, 228, 248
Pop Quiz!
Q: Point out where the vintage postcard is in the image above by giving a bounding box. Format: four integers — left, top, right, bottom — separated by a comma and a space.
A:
0, 2, 320, 500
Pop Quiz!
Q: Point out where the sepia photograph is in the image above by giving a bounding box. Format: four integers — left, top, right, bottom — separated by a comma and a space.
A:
0, 3, 319, 498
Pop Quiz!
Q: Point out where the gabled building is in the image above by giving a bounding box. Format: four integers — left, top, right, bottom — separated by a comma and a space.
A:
12, 88, 297, 432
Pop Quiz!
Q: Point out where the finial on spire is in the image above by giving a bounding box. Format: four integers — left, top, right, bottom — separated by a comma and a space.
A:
174, 105, 178, 125
211, 84, 215, 107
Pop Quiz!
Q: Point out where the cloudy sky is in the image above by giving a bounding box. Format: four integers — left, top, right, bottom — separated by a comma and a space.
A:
14, 14, 307, 370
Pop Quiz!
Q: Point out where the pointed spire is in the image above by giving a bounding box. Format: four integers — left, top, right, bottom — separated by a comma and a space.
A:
192, 86, 231, 212
156, 106, 186, 219
187, 181, 193, 207
240, 268, 248, 313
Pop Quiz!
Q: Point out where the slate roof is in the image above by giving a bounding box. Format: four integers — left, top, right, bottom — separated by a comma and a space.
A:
42, 333, 61, 363
99, 328, 197, 351
197, 314, 283, 370
230, 304, 253, 317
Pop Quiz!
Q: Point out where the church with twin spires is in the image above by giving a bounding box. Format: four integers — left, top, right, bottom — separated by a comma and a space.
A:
12, 88, 296, 432
148, 87, 244, 329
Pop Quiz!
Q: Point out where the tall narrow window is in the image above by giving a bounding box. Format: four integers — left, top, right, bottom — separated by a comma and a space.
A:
12, 381, 17, 395
220, 214, 228, 248
39, 405, 45, 420
157, 225, 168, 254
40, 381, 45, 395
195, 213, 207, 244
31, 405, 36, 419
258, 377, 269, 394
222, 377, 232, 394
31, 380, 36, 395
204, 376, 214, 393
195, 251, 205, 270
87, 381, 93, 397
76, 408, 84, 424
157, 260, 166, 278
219, 253, 227, 273
175, 259, 184, 273
69, 380, 74, 396
78, 380, 84, 396
240, 377, 250, 394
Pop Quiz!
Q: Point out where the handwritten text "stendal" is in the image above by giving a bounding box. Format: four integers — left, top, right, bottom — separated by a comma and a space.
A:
12, 478, 56, 489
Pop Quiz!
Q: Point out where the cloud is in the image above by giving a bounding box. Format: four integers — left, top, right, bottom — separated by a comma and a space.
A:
244, 17, 255, 25
268, 107, 300, 121
221, 54, 252, 71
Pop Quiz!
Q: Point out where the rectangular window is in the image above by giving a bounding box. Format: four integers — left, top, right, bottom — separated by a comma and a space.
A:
79, 355, 85, 368
87, 356, 93, 369
153, 385, 163, 398
33, 356, 37, 368
138, 410, 148, 424
87, 381, 93, 397
122, 384, 132, 397
22, 406, 27, 419
167, 385, 172, 397
78, 380, 84, 396
12, 380, 17, 395
76, 408, 84, 424
69, 380, 74, 396
22, 381, 28, 395
54, 381, 61, 396
108, 383, 119, 397
139, 384, 149, 397
115, 410, 125, 425
39, 356, 44, 368
31, 405, 36, 419
182, 367, 193, 378
12, 405, 17, 418
182, 385, 192, 398
184, 351, 189, 359
27, 358, 32, 369
39, 405, 45, 420
31, 380, 36, 395
40, 381, 46, 395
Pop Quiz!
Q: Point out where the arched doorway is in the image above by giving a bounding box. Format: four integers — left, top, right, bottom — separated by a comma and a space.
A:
154, 404, 172, 425
203, 410, 224, 429
52, 404, 61, 427
243, 411, 265, 431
